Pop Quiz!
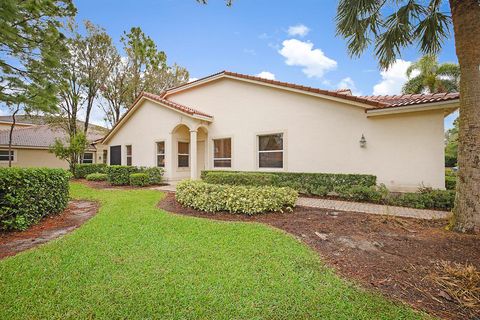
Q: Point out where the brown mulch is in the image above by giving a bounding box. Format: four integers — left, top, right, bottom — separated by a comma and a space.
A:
158, 192, 480, 320
78, 179, 167, 190
0, 200, 99, 260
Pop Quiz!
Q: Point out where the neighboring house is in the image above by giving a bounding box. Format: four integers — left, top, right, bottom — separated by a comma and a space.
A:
102, 71, 459, 191
0, 116, 107, 169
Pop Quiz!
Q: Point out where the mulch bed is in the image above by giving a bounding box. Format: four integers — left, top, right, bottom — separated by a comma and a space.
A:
0, 200, 99, 260
78, 179, 167, 190
159, 192, 480, 320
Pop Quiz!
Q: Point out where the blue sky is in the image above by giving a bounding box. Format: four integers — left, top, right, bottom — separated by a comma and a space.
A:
2, 0, 459, 128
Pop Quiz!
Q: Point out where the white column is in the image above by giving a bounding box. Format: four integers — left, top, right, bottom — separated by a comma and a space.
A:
190, 130, 197, 179
166, 133, 175, 181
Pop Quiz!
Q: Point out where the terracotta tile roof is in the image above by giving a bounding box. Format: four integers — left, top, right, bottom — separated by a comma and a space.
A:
0, 125, 104, 148
360, 92, 460, 109
164, 71, 460, 110
141, 92, 213, 118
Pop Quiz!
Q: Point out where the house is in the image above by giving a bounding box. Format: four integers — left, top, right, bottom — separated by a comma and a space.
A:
0, 115, 107, 169
101, 71, 459, 191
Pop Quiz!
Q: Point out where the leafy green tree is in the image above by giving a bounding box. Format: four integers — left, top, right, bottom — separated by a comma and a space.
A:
335, 0, 479, 233
403, 55, 460, 94
0, 0, 76, 108
50, 131, 88, 174
445, 118, 459, 167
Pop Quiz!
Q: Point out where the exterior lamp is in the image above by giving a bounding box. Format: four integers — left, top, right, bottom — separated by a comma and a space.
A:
359, 134, 367, 148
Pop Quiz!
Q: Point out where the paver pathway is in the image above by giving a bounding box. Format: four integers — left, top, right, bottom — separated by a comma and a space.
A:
152, 184, 450, 220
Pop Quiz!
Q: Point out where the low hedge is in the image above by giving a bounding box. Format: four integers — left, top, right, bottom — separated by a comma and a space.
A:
130, 173, 149, 187
106, 166, 164, 186
0, 168, 70, 231
201, 170, 377, 195
176, 180, 298, 215
75, 164, 107, 179
85, 173, 108, 181
445, 169, 457, 190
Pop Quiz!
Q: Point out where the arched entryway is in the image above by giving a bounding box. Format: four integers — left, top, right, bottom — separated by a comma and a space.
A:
170, 123, 208, 180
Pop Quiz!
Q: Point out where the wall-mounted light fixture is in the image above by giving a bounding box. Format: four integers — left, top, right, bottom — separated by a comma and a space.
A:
359, 134, 367, 148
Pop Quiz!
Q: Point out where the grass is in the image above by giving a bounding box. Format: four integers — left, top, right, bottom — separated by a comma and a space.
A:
0, 182, 424, 319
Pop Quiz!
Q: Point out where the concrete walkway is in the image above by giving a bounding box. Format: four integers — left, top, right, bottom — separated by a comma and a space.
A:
152, 183, 450, 220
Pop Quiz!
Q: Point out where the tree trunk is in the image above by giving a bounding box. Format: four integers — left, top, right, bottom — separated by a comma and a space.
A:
449, 0, 480, 233
8, 105, 20, 168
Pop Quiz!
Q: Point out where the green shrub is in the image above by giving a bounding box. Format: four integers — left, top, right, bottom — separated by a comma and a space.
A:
445, 169, 457, 190
85, 173, 108, 181
335, 185, 386, 203
129, 173, 149, 187
203, 172, 278, 186
74, 164, 107, 179
106, 166, 141, 185
388, 190, 455, 210
201, 170, 376, 195
176, 180, 298, 215
0, 168, 70, 231
144, 167, 164, 185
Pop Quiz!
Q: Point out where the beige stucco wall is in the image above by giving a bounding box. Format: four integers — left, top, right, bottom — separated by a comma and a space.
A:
164, 78, 446, 191
0, 148, 69, 169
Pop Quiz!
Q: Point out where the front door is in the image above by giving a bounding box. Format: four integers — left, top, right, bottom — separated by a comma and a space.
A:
110, 145, 121, 165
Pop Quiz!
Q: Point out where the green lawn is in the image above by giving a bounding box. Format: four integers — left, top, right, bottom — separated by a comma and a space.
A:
0, 182, 424, 319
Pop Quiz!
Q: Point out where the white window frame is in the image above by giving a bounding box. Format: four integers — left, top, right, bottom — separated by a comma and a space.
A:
177, 141, 189, 169
257, 132, 285, 170
213, 137, 232, 168
82, 152, 94, 164
126, 145, 132, 166
156, 141, 165, 168
0, 149, 16, 163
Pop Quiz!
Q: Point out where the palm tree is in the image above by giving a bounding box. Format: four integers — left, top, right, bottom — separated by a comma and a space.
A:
336, 0, 479, 233
403, 55, 460, 94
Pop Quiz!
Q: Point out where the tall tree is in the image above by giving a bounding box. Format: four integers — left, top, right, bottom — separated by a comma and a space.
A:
403, 55, 460, 94
99, 27, 189, 127
336, 0, 479, 232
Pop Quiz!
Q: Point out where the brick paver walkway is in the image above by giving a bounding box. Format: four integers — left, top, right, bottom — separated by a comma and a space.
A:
152, 183, 450, 220
297, 197, 450, 220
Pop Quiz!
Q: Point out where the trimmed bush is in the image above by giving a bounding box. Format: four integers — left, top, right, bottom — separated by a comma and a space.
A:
106, 166, 142, 185
201, 170, 376, 195
0, 168, 70, 231
445, 169, 457, 190
335, 185, 387, 203
75, 164, 107, 179
144, 167, 164, 185
203, 172, 278, 186
388, 190, 455, 211
129, 173, 149, 187
86, 173, 108, 181
176, 180, 298, 215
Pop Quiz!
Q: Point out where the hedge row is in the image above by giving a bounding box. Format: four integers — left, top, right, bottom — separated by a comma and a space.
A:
74, 164, 107, 178
445, 169, 457, 191
201, 170, 377, 195
106, 166, 164, 186
0, 168, 70, 231
176, 180, 298, 215
86, 173, 108, 181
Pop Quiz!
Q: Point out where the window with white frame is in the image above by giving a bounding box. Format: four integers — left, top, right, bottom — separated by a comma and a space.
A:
0, 150, 14, 162
178, 142, 189, 168
82, 152, 94, 164
258, 133, 283, 168
126, 145, 132, 166
213, 138, 231, 168
156, 141, 165, 167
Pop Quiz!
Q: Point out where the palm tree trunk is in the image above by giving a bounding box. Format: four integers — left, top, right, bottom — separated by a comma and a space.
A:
449, 0, 480, 233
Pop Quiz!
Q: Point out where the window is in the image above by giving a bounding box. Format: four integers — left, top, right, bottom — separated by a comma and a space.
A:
156, 141, 165, 167
258, 133, 283, 168
178, 142, 189, 168
102, 150, 108, 164
213, 138, 231, 168
82, 152, 94, 164
0, 150, 14, 162
126, 145, 132, 166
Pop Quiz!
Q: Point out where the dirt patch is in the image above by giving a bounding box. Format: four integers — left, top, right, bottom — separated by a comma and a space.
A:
159, 192, 480, 320
0, 200, 98, 260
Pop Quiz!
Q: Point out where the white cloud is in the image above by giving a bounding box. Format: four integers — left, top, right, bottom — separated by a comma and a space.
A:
373, 59, 416, 95
256, 71, 276, 80
287, 24, 310, 37
189, 77, 199, 82
279, 39, 337, 78
337, 77, 361, 96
